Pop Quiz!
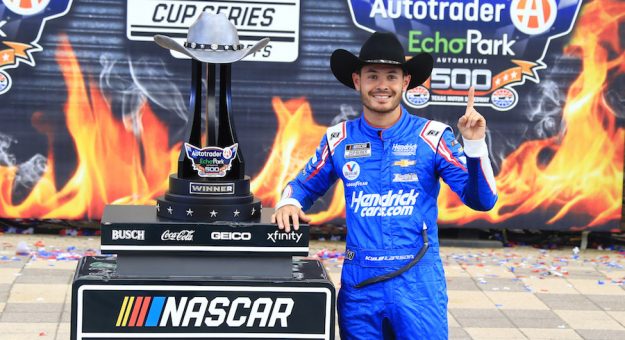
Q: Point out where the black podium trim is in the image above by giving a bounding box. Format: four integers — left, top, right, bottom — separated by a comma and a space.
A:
101, 245, 309, 253
75, 284, 332, 340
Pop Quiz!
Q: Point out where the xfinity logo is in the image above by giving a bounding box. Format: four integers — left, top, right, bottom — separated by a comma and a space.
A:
116, 296, 294, 328
211, 232, 252, 241
112, 230, 145, 241
161, 230, 194, 241
267, 230, 303, 243
351, 189, 419, 217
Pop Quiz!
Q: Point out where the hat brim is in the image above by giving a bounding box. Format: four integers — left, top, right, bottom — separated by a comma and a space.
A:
330, 49, 434, 90
154, 35, 270, 64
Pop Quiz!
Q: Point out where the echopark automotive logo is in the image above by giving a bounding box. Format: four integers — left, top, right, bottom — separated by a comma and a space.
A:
347, 0, 582, 112
510, 0, 558, 35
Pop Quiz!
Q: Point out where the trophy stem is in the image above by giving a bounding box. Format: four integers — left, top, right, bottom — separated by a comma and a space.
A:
177, 59, 203, 179
218, 64, 244, 179
206, 63, 218, 146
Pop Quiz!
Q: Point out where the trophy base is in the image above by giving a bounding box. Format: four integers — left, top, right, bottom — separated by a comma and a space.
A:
156, 196, 262, 221
101, 205, 310, 257
156, 174, 262, 221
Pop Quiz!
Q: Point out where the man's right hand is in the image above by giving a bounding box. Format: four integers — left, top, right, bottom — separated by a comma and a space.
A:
271, 205, 312, 232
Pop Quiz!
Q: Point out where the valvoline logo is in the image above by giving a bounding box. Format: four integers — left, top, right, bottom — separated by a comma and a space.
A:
115, 295, 294, 328
342, 161, 360, 181
0, 0, 73, 95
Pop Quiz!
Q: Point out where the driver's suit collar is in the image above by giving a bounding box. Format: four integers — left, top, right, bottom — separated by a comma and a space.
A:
359, 106, 411, 141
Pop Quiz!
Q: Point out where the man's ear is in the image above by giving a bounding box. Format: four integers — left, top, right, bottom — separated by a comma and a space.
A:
352, 72, 361, 91
403, 74, 411, 92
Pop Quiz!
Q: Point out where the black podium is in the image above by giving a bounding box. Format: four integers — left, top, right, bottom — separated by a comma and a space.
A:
70, 206, 336, 339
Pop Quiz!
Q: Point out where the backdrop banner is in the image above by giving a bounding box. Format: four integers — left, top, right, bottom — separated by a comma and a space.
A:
0, 0, 623, 231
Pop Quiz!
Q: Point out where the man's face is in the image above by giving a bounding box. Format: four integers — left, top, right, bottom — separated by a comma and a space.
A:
352, 64, 411, 115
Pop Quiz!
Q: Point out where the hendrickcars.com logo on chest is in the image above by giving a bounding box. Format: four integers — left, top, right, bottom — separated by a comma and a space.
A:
347, 0, 583, 111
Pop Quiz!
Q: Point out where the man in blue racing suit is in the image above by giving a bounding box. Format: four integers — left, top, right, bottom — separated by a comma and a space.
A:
272, 32, 498, 339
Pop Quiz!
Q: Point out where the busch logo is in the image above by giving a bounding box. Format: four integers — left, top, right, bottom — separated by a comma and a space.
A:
211, 232, 252, 241
112, 230, 145, 241
267, 230, 303, 243
161, 230, 194, 241
351, 189, 419, 217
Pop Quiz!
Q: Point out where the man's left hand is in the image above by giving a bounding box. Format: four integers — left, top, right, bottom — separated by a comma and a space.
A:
458, 86, 486, 140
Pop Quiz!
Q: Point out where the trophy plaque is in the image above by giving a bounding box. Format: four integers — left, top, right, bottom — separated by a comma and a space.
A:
70, 13, 335, 340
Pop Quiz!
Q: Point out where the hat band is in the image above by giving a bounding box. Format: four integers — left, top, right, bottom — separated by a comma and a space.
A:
184, 42, 245, 51
363, 59, 402, 65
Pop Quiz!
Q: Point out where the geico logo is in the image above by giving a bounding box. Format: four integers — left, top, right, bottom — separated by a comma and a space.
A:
350, 189, 419, 217
112, 230, 145, 241
211, 232, 252, 240
159, 296, 294, 328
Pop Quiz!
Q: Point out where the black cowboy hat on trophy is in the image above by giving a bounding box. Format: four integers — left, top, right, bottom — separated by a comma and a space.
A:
330, 31, 434, 90
154, 12, 269, 64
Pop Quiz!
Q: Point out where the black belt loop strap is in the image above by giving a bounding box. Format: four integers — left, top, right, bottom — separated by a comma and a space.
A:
355, 223, 430, 288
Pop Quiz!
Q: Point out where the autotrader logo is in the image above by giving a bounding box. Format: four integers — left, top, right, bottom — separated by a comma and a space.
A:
510, 0, 558, 35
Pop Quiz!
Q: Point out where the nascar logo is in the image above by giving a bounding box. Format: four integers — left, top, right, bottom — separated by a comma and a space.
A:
116, 295, 294, 328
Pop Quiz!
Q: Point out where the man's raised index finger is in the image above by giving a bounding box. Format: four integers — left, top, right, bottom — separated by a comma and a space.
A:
466, 86, 475, 113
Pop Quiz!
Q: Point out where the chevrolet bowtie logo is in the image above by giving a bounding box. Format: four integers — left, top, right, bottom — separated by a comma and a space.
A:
393, 159, 415, 167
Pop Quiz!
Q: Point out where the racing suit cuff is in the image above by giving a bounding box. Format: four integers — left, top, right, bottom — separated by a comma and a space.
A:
275, 198, 303, 210
462, 137, 488, 158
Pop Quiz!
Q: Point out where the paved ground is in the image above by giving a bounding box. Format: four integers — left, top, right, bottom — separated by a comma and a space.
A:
0, 234, 624, 339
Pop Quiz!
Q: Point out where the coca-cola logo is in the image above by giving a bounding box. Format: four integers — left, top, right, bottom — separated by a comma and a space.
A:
161, 230, 195, 241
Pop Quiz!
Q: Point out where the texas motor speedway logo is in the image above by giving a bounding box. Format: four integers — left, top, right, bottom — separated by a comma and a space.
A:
0, 0, 73, 95
347, 0, 583, 111
127, 0, 300, 62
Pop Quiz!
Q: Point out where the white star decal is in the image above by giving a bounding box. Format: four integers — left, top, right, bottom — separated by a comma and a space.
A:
210, 210, 218, 217
156, 203, 160, 212
2, 53, 9, 62
233, 210, 240, 217
511, 71, 518, 79
251, 207, 256, 215
167, 206, 173, 214
186, 209, 194, 216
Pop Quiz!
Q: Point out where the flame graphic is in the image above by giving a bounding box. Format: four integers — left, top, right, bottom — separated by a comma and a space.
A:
252, 1, 625, 229
0, 36, 179, 219
437, 0, 625, 230
250, 98, 345, 222
0, 1, 622, 231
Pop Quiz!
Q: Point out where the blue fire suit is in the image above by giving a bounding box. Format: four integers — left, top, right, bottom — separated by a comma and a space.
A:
277, 107, 498, 339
